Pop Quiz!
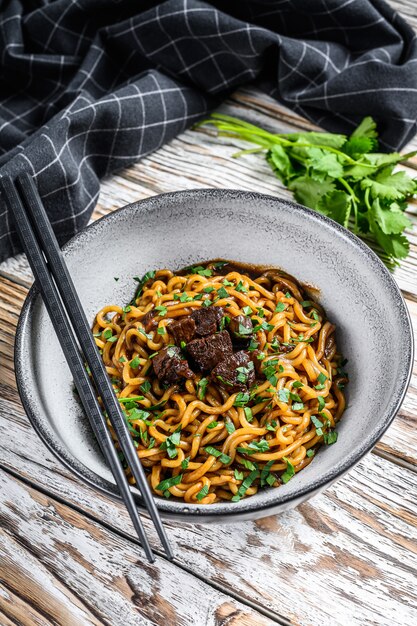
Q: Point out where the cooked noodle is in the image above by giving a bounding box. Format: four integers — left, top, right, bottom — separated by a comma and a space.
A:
92, 261, 347, 504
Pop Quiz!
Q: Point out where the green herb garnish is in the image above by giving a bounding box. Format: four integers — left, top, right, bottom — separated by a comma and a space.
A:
196, 485, 209, 501
234, 392, 250, 407
225, 420, 236, 434
201, 114, 416, 265
130, 356, 140, 369
156, 473, 183, 492
281, 457, 295, 483
160, 427, 182, 459
197, 377, 209, 400
231, 469, 260, 501
204, 446, 231, 464
181, 456, 190, 469
155, 305, 167, 316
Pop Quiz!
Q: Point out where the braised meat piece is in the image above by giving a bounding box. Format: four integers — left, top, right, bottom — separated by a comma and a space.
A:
212, 351, 255, 392
141, 309, 158, 333
152, 346, 194, 385
169, 317, 196, 345
228, 314, 253, 347
187, 330, 232, 371
249, 349, 265, 376
191, 306, 224, 337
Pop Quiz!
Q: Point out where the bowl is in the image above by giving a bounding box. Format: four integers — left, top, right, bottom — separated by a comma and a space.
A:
15, 189, 413, 522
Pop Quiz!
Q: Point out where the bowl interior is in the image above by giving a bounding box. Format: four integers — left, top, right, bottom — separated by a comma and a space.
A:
16, 189, 413, 520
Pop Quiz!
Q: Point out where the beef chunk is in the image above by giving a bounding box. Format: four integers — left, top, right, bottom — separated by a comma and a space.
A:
169, 317, 196, 345
141, 309, 158, 333
249, 349, 265, 376
187, 330, 232, 371
191, 306, 224, 337
228, 314, 253, 347
152, 346, 194, 385
212, 351, 255, 392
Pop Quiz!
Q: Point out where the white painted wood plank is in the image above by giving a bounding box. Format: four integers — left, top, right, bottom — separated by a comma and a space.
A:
0, 390, 416, 626
0, 470, 274, 626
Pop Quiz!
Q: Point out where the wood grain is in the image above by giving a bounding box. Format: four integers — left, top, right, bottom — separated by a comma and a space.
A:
0, 469, 274, 626
2, 90, 417, 300
0, 389, 416, 626
1, 3, 416, 623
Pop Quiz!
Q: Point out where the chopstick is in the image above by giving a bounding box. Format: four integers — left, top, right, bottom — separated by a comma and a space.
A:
0, 173, 173, 563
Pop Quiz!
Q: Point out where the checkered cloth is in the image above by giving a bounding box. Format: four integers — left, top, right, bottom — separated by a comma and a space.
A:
1, 0, 416, 263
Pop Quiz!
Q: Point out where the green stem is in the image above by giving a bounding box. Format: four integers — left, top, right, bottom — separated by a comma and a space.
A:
338, 177, 359, 232
364, 187, 372, 212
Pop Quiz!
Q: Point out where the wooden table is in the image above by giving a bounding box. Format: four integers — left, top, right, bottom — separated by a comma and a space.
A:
1, 2, 416, 624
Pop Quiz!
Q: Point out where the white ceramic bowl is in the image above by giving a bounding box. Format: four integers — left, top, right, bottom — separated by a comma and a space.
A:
15, 189, 413, 521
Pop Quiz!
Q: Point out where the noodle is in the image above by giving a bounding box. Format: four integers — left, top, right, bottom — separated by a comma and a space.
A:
92, 261, 347, 504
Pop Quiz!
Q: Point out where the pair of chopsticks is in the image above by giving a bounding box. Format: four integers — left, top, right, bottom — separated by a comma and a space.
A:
0, 173, 173, 563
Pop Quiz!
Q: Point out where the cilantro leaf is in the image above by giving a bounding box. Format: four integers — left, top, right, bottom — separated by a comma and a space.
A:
317, 190, 352, 228
288, 175, 335, 209
361, 167, 417, 201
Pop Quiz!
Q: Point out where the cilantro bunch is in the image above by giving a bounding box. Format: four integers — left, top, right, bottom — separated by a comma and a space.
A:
201, 114, 417, 265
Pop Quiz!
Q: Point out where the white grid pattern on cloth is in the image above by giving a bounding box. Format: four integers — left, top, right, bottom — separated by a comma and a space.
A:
0, 0, 416, 262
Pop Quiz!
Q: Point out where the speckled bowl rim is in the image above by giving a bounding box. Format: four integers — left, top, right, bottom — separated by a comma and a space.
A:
15, 189, 414, 520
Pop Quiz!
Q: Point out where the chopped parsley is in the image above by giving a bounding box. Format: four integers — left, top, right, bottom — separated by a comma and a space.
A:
181, 456, 190, 469
225, 420, 236, 434
220, 315, 230, 331
292, 402, 304, 411
196, 485, 209, 501
204, 446, 231, 464
260, 460, 276, 487
244, 406, 253, 422
156, 473, 183, 492
275, 302, 286, 313
197, 377, 209, 400
160, 427, 182, 459
237, 439, 270, 455
155, 305, 167, 316
132, 270, 156, 301
130, 356, 140, 369
278, 388, 290, 403
281, 457, 295, 483
234, 392, 249, 407
253, 321, 274, 333
231, 469, 260, 502
323, 429, 338, 445
140, 380, 151, 394
311, 415, 324, 436
235, 281, 248, 293
190, 266, 212, 276
217, 286, 229, 299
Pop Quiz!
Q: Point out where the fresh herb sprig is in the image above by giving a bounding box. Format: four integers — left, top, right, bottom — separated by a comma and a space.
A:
201, 114, 417, 265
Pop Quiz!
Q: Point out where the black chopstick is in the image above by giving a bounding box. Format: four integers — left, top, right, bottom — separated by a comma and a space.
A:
1, 173, 173, 562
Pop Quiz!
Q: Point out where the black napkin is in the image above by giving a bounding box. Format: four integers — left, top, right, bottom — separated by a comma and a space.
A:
1, 0, 416, 263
